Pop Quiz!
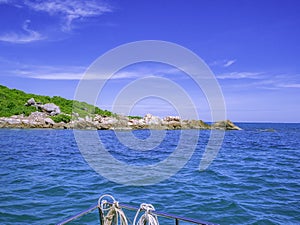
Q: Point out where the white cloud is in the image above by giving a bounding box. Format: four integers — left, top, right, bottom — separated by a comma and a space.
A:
1, 58, 162, 80
0, 0, 24, 8
24, 0, 112, 31
0, 19, 44, 43
223, 59, 236, 67
217, 72, 263, 79
0, 0, 112, 37
26, 72, 84, 80
76, 71, 155, 80
7, 64, 86, 80
29, 71, 139, 80
112, 64, 188, 80
7, 64, 186, 80
278, 83, 300, 88
112, 71, 145, 79
216, 71, 300, 91
210, 59, 236, 68
253, 74, 300, 89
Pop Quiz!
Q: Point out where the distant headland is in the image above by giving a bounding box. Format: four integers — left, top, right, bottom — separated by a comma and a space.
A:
0, 85, 241, 130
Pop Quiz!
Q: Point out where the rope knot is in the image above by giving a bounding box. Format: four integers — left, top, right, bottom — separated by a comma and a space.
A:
98, 194, 128, 225
140, 203, 155, 213
133, 203, 159, 225
114, 201, 120, 209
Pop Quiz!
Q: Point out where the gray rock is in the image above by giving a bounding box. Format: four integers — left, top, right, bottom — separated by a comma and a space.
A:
144, 114, 162, 125
45, 118, 55, 125
163, 116, 181, 122
212, 120, 242, 130
6, 118, 21, 125
26, 98, 36, 106
28, 112, 48, 121
182, 119, 210, 129
40, 103, 61, 115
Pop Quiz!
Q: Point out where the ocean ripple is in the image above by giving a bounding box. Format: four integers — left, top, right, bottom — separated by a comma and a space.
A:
0, 123, 299, 224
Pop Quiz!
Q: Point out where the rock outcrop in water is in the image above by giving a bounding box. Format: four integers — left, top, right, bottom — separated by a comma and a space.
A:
0, 112, 241, 130
212, 120, 242, 130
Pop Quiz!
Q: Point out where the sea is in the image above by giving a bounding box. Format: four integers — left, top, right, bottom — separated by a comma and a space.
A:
0, 123, 299, 225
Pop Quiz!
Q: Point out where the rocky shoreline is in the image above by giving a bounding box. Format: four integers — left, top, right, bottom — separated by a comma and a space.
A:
0, 98, 241, 130
0, 112, 241, 130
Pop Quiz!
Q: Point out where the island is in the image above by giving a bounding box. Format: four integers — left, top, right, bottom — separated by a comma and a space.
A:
0, 85, 241, 130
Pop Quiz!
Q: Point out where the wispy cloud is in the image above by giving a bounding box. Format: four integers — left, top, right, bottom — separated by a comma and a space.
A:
0, 19, 44, 43
280, 83, 300, 88
216, 71, 300, 91
25, 71, 84, 80
256, 74, 300, 89
0, 0, 22, 7
113, 64, 187, 80
223, 59, 236, 67
0, 60, 86, 80
217, 72, 263, 79
2, 61, 188, 80
4, 56, 298, 89
30, 71, 143, 80
210, 59, 236, 68
24, 0, 112, 31
0, 0, 113, 42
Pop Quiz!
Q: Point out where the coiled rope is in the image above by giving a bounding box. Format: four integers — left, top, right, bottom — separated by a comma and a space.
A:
98, 194, 128, 225
133, 203, 160, 225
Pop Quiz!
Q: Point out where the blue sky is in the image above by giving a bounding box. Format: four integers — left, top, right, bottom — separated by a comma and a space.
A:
0, 0, 299, 122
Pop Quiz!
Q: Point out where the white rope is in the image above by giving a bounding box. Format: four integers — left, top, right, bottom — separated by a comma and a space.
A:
133, 203, 159, 225
98, 194, 128, 225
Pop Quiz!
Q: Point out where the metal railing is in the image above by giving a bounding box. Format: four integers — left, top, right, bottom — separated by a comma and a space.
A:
57, 204, 98, 225
57, 201, 219, 225
117, 202, 219, 225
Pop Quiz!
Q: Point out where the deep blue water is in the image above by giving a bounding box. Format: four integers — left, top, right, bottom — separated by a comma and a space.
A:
0, 123, 300, 225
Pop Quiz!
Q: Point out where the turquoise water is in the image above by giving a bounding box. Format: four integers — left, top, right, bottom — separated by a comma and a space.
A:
0, 123, 299, 224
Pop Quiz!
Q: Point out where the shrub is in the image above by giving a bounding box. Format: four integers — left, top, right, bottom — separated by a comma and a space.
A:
51, 114, 72, 123
128, 115, 143, 119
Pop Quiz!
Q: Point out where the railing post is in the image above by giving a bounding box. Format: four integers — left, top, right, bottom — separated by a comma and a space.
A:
98, 206, 103, 225
175, 218, 179, 225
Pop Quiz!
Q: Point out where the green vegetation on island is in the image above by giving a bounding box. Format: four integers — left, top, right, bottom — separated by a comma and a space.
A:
0, 85, 114, 120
